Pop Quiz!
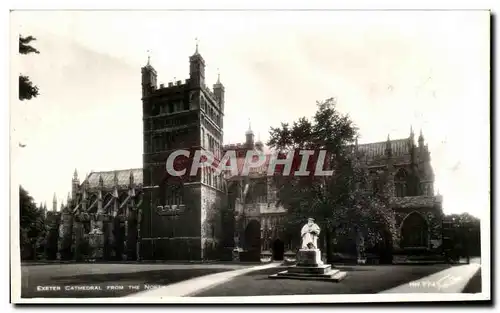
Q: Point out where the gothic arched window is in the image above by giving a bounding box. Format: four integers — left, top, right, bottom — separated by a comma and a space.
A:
394, 169, 409, 197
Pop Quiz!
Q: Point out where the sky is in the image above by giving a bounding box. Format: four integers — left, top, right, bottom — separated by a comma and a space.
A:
10, 10, 490, 218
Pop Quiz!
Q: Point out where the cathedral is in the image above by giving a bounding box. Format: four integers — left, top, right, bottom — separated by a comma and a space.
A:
52, 46, 444, 262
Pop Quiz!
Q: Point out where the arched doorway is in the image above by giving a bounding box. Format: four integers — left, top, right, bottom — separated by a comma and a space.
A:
272, 238, 285, 261
244, 220, 261, 262
401, 212, 429, 248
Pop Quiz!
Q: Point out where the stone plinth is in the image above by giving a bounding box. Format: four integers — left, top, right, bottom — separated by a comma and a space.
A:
297, 249, 323, 266
269, 249, 347, 282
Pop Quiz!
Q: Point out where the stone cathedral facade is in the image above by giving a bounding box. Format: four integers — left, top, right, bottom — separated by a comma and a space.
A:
221, 127, 444, 262
54, 47, 443, 262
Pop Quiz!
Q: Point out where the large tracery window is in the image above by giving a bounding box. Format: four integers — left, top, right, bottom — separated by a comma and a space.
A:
394, 168, 409, 197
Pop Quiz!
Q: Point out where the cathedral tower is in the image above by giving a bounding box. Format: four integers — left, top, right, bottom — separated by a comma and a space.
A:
141, 44, 225, 260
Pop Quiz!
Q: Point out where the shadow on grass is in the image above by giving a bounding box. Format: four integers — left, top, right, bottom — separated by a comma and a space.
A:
22, 268, 231, 298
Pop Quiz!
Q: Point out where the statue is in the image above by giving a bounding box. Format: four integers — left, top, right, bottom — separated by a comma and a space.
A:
301, 218, 320, 249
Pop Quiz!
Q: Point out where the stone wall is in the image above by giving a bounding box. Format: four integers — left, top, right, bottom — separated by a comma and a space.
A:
200, 184, 224, 260
140, 183, 203, 260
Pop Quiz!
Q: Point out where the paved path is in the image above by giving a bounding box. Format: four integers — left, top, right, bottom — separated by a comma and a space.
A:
381, 258, 481, 293
128, 262, 282, 298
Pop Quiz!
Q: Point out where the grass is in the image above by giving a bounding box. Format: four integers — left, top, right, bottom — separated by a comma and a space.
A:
194, 264, 453, 297
22, 268, 234, 298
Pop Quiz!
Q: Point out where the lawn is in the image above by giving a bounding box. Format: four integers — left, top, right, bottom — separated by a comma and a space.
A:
22, 267, 235, 298
194, 264, 453, 296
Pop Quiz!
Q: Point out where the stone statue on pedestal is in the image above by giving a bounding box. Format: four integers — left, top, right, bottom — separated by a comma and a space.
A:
301, 218, 320, 249
268, 216, 347, 282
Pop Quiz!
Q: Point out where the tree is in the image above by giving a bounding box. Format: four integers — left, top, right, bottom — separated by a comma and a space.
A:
444, 213, 481, 259
267, 98, 396, 263
19, 35, 40, 101
19, 186, 46, 260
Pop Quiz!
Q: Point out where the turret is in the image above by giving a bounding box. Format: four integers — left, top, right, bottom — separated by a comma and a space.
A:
53, 192, 57, 212
385, 134, 392, 157
409, 125, 415, 146
255, 133, 263, 152
141, 54, 158, 97
71, 169, 79, 200
245, 120, 255, 149
418, 129, 425, 148
213, 70, 225, 112
189, 40, 206, 88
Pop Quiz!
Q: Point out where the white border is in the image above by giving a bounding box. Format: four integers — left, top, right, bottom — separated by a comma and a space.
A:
6, 0, 495, 305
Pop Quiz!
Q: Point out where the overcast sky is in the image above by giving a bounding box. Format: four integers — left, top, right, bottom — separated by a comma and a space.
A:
11, 10, 489, 218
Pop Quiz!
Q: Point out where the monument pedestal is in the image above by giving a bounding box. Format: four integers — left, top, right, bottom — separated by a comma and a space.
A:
269, 249, 347, 282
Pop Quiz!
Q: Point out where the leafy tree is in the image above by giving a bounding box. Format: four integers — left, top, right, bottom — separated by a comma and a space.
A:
19, 35, 40, 101
44, 212, 61, 260
267, 98, 396, 263
19, 186, 46, 260
444, 213, 481, 258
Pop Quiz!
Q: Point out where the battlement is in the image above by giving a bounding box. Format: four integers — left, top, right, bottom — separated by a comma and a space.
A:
204, 86, 215, 97
223, 143, 247, 151
158, 79, 190, 90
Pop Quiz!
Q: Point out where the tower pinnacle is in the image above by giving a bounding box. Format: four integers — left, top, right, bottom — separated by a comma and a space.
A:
385, 134, 392, 157
418, 128, 425, 147
246, 119, 253, 134
245, 118, 255, 147
52, 193, 57, 212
